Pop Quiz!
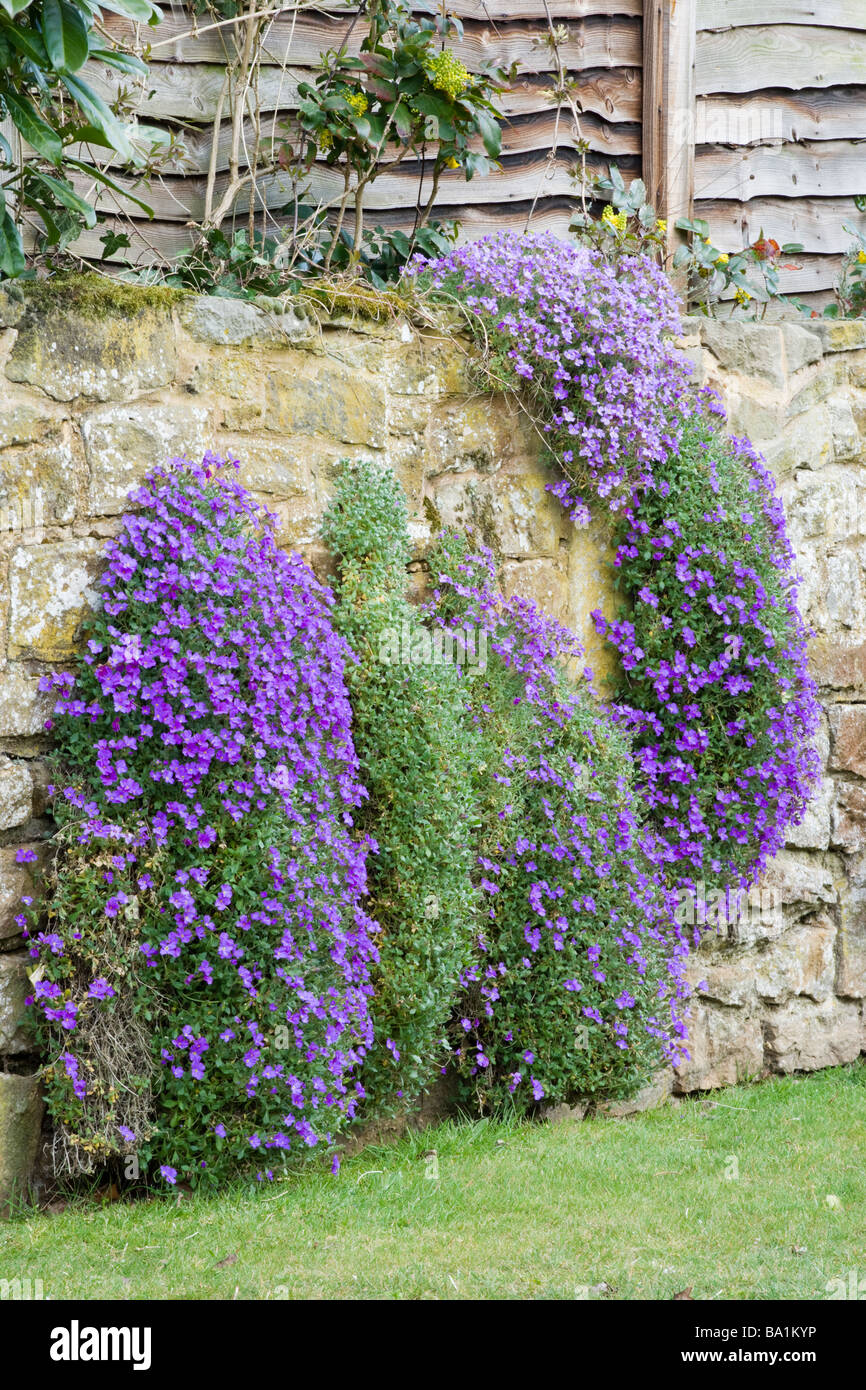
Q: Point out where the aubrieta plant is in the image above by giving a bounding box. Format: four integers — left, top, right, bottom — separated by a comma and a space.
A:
426, 534, 690, 1112
323, 459, 478, 1115
23, 455, 379, 1188
409, 231, 820, 897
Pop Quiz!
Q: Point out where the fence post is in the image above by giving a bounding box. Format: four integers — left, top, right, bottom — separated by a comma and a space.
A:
643, 0, 696, 268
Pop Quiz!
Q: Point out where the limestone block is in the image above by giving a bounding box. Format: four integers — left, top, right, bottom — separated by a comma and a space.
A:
425, 396, 527, 477
0, 1072, 43, 1212
783, 469, 863, 547
0, 843, 47, 942
6, 300, 176, 402
7, 538, 102, 661
265, 363, 386, 448
0, 666, 54, 739
673, 1001, 764, 1092
0, 952, 33, 1054
724, 392, 783, 442
781, 323, 825, 376
830, 706, 866, 779
0, 758, 32, 831
756, 851, 837, 936
761, 408, 835, 478
691, 951, 756, 1008
808, 637, 866, 691
786, 785, 833, 853
754, 915, 836, 1005
431, 472, 564, 558
82, 399, 211, 516
701, 322, 788, 387
0, 390, 65, 449
0, 431, 80, 528
837, 884, 866, 998
596, 1069, 672, 1117
180, 296, 313, 347
811, 320, 866, 354
213, 435, 312, 503
827, 394, 861, 461
763, 996, 862, 1072
500, 557, 570, 629
832, 782, 866, 853
825, 550, 862, 629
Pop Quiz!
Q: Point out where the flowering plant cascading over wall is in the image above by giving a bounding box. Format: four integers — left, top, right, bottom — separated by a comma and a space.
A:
21, 456, 378, 1187
410, 232, 821, 896
426, 533, 691, 1111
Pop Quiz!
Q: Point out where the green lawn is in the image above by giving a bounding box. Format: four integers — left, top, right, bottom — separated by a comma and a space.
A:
3, 1063, 865, 1300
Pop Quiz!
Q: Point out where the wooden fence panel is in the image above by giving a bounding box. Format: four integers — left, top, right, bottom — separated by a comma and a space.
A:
81, 3, 640, 267
693, 4, 866, 304
57, 1, 866, 309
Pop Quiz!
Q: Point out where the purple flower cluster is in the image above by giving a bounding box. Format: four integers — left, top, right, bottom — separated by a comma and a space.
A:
30, 454, 379, 1183
428, 537, 691, 1100
410, 230, 690, 515
413, 233, 820, 893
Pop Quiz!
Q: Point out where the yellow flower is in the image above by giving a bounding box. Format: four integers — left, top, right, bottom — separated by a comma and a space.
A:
602, 206, 627, 232
715, 252, 729, 265
444, 156, 459, 169
429, 50, 470, 100
734, 286, 752, 304
346, 90, 368, 118
318, 128, 334, 152
858, 249, 866, 265
655, 218, 667, 233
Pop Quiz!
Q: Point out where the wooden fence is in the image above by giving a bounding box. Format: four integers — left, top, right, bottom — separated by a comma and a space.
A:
76, 1, 866, 306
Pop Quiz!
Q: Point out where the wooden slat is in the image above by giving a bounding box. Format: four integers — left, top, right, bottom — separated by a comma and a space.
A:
106, 13, 642, 71
697, 2, 866, 30
91, 61, 643, 124
697, 90, 866, 145
75, 108, 639, 175
695, 139, 866, 202
699, 196, 866, 253
74, 149, 634, 222
643, 0, 695, 257
696, 26, 866, 94
66, 198, 578, 267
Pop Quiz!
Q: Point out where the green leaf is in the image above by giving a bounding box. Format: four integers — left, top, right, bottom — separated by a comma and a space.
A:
60, 72, 134, 163
474, 107, 501, 158
4, 92, 63, 164
42, 0, 90, 73
0, 0, 33, 15
95, 0, 161, 22
5, 22, 48, 63
66, 158, 154, 216
0, 208, 25, 278
27, 168, 97, 226
89, 45, 147, 77
391, 100, 412, 141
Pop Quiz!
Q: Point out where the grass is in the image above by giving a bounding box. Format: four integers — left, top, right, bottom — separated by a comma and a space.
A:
3, 1063, 865, 1300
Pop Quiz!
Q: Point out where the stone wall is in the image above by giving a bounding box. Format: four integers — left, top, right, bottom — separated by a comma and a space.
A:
0, 283, 864, 1196
674, 315, 866, 1091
